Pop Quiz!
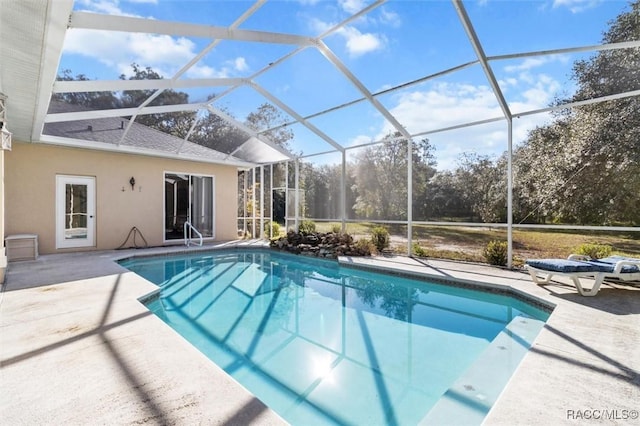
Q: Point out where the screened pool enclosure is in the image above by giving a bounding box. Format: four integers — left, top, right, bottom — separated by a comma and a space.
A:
3, 0, 639, 265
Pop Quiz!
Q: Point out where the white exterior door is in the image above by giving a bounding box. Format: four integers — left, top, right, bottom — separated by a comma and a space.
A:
56, 175, 96, 249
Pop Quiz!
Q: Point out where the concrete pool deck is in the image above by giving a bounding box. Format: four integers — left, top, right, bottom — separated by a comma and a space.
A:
1, 240, 638, 425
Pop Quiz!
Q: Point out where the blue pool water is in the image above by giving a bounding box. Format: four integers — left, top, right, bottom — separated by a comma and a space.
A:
120, 250, 550, 425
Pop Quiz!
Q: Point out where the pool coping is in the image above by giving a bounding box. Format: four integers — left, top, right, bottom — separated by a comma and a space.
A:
337, 256, 555, 314
122, 245, 555, 314
1, 240, 639, 425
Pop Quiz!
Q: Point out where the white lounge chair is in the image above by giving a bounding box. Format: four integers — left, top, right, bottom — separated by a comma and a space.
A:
525, 255, 640, 296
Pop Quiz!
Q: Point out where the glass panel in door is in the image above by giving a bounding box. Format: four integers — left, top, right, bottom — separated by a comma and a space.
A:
191, 176, 213, 238
56, 175, 95, 249
65, 184, 88, 240
164, 174, 189, 240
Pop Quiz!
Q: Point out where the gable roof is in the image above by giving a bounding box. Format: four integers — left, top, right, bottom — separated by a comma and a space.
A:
42, 101, 254, 167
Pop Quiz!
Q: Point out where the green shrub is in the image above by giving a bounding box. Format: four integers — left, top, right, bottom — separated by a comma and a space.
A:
355, 238, 377, 256
240, 220, 253, 239
483, 240, 508, 266
371, 226, 390, 251
298, 220, 316, 234
573, 243, 612, 259
331, 223, 342, 233
412, 242, 427, 257
264, 221, 281, 238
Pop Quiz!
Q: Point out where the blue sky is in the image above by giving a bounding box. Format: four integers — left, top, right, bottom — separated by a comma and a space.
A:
59, 0, 631, 168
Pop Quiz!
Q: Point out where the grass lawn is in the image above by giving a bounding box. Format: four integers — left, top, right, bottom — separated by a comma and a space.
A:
314, 221, 640, 267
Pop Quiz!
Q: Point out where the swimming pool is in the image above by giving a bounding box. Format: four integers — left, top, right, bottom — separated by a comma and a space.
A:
120, 250, 550, 425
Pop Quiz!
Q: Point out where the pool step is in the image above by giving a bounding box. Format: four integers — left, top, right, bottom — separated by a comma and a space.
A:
419, 315, 545, 425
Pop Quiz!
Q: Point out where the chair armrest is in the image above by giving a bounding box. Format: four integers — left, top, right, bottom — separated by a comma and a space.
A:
613, 259, 640, 274
568, 254, 590, 261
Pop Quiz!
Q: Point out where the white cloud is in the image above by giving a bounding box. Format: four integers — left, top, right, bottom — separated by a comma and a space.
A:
504, 57, 549, 73
309, 18, 385, 57
64, 28, 246, 80
309, 17, 332, 34
501, 77, 519, 87
75, 0, 140, 16
362, 73, 562, 169
233, 57, 249, 73
337, 26, 385, 57
308, 2, 394, 57
552, 0, 602, 13
520, 74, 561, 107
379, 83, 502, 138
379, 8, 402, 28
347, 134, 374, 147
64, 29, 191, 76
339, 0, 368, 14
128, 33, 195, 65
77, 2, 121, 15
499, 56, 569, 109
503, 55, 569, 73
187, 56, 250, 79
184, 65, 226, 79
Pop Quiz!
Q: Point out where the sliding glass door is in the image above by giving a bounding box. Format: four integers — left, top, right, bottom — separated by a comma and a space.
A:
164, 173, 215, 241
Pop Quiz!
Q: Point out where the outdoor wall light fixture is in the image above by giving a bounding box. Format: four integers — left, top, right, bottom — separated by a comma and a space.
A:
129, 177, 136, 191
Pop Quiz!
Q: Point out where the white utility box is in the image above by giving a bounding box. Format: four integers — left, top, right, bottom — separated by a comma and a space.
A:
5, 234, 38, 261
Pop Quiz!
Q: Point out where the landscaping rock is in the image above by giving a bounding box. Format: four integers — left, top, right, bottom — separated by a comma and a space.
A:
270, 231, 371, 258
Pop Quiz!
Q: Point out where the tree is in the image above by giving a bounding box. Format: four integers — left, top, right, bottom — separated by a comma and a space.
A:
410, 137, 438, 221
571, 0, 640, 101
190, 107, 249, 154
53, 69, 118, 109
120, 64, 197, 137
562, 0, 640, 224
55, 64, 197, 136
352, 133, 435, 220
513, 1, 640, 225
451, 153, 505, 223
246, 103, 294, 151
424, 171, 467, 220
513, 121, 574, 223
301, 162, 357, 220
